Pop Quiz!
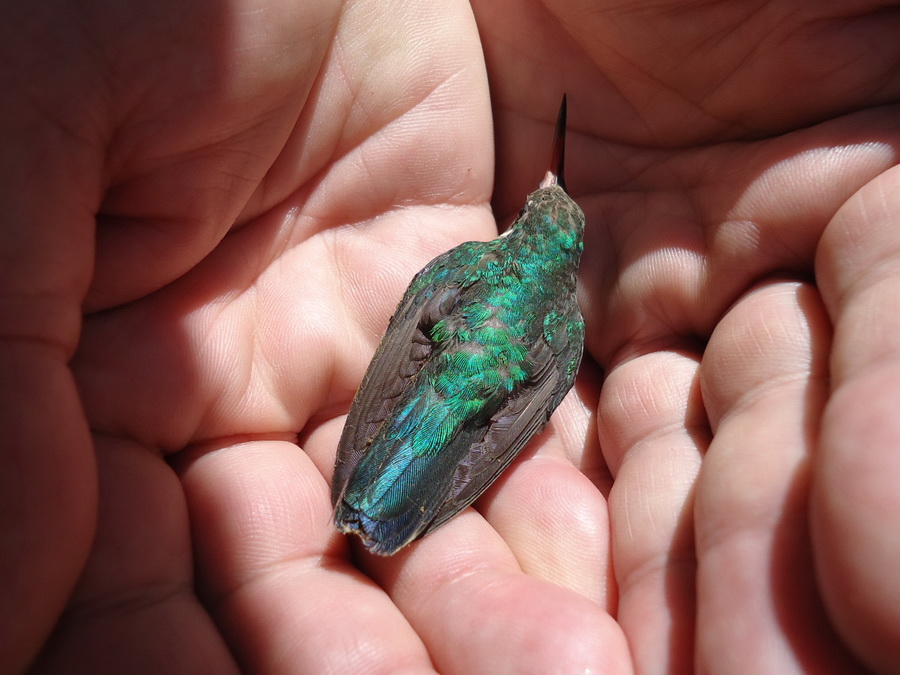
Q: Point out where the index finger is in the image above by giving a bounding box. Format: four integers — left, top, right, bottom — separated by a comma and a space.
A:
814, 162, 900, 672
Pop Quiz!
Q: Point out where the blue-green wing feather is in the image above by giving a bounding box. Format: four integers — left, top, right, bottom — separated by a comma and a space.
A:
331, 248, 474, 507
334, 265, 584, 554
332, 103, 585, 555
423, 307, 584, 535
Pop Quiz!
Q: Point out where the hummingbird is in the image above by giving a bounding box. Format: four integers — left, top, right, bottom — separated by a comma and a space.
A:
332, 96, 585, 555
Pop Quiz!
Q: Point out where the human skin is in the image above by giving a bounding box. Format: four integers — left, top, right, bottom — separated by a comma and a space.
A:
2, 0, 899, 672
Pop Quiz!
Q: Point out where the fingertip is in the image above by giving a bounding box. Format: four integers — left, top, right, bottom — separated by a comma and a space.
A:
814, 367, 900, 672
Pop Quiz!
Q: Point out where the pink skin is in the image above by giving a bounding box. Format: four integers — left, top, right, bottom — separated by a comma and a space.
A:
2, 1, 899, 672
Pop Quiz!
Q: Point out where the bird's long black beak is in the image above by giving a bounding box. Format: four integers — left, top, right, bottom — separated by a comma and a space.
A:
540, 94, 567, 191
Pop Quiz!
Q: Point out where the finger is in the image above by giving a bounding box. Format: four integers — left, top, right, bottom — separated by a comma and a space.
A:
211, 427, 631, 674
0, 350, 96, 673
303, 380, 628, 672
814, 164, 900, 672
179, 439, 434, 672
306, 411, 625, 670
479, 450, 612, 604
359, 512, 631, 674
600, 350, 705, 674
696, 281, 862, 672
0, 5, 102, 668
28, 438, 235, 674
474, 381, 613, 606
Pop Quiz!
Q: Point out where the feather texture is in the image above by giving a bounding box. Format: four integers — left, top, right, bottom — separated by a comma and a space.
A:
332, 97, 585, 555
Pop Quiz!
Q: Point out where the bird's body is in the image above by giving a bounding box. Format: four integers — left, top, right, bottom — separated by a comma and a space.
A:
332, 98, 585, 555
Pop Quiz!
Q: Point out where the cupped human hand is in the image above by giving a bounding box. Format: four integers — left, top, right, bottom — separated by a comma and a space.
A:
4, 0, 900, 673
2, 0, 624, 673
474, 1, 900, 672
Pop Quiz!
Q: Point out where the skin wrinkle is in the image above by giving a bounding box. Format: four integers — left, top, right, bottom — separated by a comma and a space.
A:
7, 1, 900, 671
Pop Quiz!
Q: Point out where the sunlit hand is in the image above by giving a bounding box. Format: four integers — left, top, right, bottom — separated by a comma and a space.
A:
4, 0, 900, 673
2, 1, 618, 673
475, 1, 900, 671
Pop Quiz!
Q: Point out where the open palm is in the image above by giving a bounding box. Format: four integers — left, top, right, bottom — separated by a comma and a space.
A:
476, 2, 900, 672
3, 1, 899, 673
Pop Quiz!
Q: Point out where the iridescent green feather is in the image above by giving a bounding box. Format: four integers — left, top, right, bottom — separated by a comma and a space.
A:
332, 97, 585, 555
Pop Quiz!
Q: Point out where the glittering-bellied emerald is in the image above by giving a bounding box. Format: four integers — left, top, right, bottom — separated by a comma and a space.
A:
332, 97, 585, 555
